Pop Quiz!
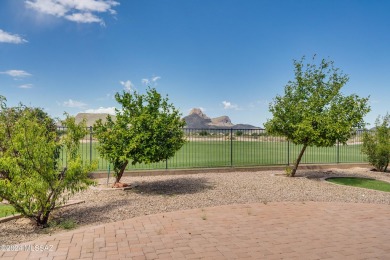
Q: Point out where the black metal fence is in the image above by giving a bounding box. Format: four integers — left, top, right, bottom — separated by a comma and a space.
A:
59, 127, 367, 171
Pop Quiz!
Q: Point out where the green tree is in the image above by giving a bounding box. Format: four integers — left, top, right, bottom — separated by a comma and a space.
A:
265, 56, 370, 177
199, 130, 209, 136
94, 87, 186, 185
362, 114, 390, 172
0, 98, 95, 226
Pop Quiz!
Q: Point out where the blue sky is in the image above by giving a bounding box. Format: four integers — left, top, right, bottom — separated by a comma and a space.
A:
0, 0, 389, 127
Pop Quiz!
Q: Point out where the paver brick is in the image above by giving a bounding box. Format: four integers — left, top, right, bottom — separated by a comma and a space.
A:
5, 202, 390, 259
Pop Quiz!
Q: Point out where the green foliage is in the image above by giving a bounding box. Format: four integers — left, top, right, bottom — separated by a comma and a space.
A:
265, 56, 370, 176
0, 99, 96, 226
327, 177, 390, 192
94, 87, 186, 183
362, 114, 390, 172
49, 218, 78, 230
0, 204, 16, 218
285, 166, 293, 177
235, 131, 243, 137
251, 132, 267, 139
199, 130, 209, 136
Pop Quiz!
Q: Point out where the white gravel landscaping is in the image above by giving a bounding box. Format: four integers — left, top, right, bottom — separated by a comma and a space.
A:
1, 167, 389, 245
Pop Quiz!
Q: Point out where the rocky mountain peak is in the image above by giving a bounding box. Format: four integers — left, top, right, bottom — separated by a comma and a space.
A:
74, 113, 115, 127
189, 108, 210, 119
210, 116, 233, 127
184, 108, 260, 129
73, 108, 261, 130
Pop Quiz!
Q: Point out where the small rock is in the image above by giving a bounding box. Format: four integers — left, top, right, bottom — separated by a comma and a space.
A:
112, 182, 129, 188
15, 217, 34, 225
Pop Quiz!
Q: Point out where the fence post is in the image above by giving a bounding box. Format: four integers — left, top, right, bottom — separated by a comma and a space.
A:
107, 165, 110, 187
337, 140, 340, 164
230, 128, 233, 167
287, 140, 290, 166
89, 126, 93, 164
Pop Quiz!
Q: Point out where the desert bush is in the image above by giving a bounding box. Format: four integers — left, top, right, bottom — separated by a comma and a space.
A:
235, 131, 243, 137
0, 96, 96, 226
362, 114, 390, 172
199, 130, 209, 136
93, 88, 186, 184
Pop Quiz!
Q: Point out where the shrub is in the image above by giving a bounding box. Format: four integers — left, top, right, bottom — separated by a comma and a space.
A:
93, 88, 186, 184
362, 114, 390, 172
0, 96, 96, 226
199, 130, 209, 136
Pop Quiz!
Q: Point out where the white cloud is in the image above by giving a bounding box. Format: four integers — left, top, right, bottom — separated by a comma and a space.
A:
123, 76, 161, 90
142, 76, 161, 86
62, 0, 119, 13
84, 106, 116, 114
25, 0, 119, 25
120, 80, 133, 91
0, 70, 32, 77
63, 99, 87, 108
0, 29, 27, 44
141, 78, 149, 85
65, 12, 102, 24
151, 76, 161, 82
25, 0, 68, 16
222, 101, 239, 110
18, 84, 33, 89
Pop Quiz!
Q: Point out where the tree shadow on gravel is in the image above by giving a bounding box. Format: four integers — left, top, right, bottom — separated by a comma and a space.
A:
52, 198, 132, 226
131, 177, 214, 196
298, 171, 373, 180
0, 199, 130, 244
297, 171, 342, 179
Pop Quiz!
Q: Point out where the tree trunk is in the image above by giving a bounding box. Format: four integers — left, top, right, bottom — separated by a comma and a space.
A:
115, 160, 128, 184
35, 211, 50, 227
291, 144, 308, 177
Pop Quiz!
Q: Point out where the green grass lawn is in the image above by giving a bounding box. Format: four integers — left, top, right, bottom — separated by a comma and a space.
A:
326, 177, 390, 192
0, 204, 16, 218
59, 140, 366, 171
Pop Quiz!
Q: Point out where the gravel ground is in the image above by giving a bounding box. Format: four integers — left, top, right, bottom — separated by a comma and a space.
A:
1, 167, 390, 245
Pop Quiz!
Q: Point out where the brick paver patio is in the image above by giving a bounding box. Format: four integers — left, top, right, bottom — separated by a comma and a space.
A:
1, 202, 389, 259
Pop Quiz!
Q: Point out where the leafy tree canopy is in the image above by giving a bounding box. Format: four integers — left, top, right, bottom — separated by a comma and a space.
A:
265, 56, 370, 176
0, 98, 95, 226
94, 87, 186, 184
